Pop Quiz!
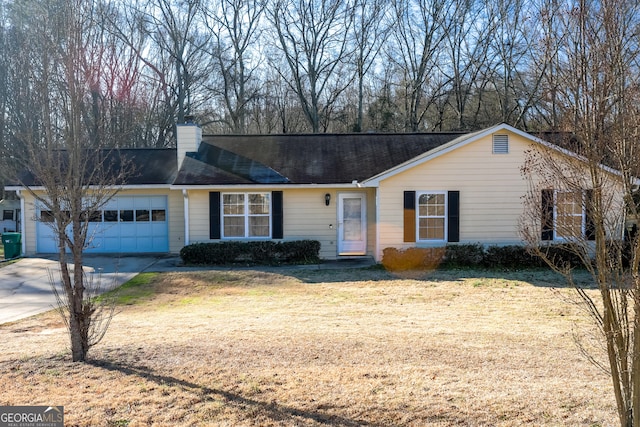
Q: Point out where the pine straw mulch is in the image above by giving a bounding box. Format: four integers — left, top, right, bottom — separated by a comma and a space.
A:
0, 267, 616, 426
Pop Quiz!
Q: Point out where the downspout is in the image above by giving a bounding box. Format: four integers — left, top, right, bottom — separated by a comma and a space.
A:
182, 189, 190, 246
375, 188, 380, 262
17, 190, 26, 256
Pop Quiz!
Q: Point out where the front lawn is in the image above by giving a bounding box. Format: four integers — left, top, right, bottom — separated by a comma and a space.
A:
0, 268, 616, 426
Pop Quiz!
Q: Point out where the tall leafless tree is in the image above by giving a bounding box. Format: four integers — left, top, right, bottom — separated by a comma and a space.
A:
387, 0, 450, 131
113, 0, 212, 135
350, 0, 388, 132
267, 0, 355, 133
203, 0, 265, 134
4, 0, 131, 362
440, 0, 493, 131
521, 1, 640, 425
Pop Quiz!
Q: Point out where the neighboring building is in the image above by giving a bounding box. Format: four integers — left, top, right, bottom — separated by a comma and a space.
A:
0, 192, 20, 233
5, 123, 629, 261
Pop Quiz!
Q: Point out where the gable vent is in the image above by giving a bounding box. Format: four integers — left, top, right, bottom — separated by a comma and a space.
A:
493, 134, 509, 154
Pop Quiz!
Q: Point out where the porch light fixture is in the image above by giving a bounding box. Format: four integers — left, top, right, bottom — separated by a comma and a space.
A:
325, 193, 331, 206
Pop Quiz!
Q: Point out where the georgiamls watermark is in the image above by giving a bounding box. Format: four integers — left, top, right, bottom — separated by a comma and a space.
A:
0, 406, 63, 427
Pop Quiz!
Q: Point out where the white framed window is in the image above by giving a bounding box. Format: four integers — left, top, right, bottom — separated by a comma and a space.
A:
222, 192, 271, 238
417, 191, 447, 241
554, 190, 585, 240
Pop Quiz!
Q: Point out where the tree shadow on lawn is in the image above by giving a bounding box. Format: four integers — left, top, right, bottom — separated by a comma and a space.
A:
420, 267, 597, 289
275, 264, 596, 289
87, 358, 385, 427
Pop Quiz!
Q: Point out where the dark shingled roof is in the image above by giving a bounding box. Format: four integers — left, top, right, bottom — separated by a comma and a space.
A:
173, 133, 465, 185
11, 148, 177, 186
176, 154, 255, 185
117, 149, 178, 184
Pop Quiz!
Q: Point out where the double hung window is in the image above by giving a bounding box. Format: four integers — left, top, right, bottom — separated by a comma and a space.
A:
554, 191, 584, 240
222, 193, 271, 238
417, 192, 446, 241
541, 189, 593, 241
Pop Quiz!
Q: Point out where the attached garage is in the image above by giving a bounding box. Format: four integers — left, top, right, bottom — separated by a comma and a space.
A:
36, 195, 169, 253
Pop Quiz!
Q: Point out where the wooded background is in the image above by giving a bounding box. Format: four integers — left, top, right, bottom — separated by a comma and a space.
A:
0, 0, 638, 149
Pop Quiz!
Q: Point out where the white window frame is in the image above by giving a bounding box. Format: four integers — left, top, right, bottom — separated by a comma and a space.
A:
416, 191, 447, 242
553, 190, 585, 240
221, 192, 271, 239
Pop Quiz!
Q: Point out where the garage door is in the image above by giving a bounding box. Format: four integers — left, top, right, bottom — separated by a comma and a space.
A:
37, 196, 169, 253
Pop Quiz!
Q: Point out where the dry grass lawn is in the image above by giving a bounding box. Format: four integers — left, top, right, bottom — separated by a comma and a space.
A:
0, 266, 617, 426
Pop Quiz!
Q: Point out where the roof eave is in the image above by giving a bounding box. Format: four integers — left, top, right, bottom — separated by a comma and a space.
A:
5, 184, 173, 192
171, 182, 364, 190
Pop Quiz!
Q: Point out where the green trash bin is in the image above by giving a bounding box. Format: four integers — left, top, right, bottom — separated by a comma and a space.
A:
2, 232, 21, 259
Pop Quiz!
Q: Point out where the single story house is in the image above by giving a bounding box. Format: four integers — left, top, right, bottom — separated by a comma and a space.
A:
6, 123, 628, 261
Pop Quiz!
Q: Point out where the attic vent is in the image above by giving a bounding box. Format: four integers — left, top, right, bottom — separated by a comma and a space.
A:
493, 134, 509, 154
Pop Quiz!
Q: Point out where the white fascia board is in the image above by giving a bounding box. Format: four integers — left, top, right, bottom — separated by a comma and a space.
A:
171, 183, 363, 190
110, 184, 173, 190
362, 123, 512, 186
4, 184, 172, 192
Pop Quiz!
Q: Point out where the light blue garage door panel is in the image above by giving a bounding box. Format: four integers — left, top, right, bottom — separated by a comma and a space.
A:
36, 196, 169, 253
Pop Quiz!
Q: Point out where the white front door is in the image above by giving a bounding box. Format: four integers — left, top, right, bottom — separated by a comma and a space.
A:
338, 193, 367, 256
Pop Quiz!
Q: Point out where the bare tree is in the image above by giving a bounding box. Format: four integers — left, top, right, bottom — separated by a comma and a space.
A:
481, 0, 539, 127
350, 0, 388, 132
387, 0, 451, 131
111, 0, 212, 138
202, 0, 265, 134
527, 0, 564, 130
438, 0, 493, 131
5, 0, 130, 362
520, 1, 640, 425
267, 0, 355, 133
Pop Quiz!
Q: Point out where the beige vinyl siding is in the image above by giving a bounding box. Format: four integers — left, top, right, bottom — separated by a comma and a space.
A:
20, 188, 182, 255
21, 191, 37, 255
377, 130, 532, 256
185, 190, 210, 243
282, 189, 338, 259
283, 188, 376, 260
187, 188, 376, 260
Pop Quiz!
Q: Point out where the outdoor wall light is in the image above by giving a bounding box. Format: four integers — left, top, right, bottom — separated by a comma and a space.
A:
325, 193, 331, 206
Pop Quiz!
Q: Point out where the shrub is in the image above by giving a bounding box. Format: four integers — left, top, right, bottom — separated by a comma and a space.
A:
606, 240, 632, 269
442, 243, 484, 268
246, 241, 278, 264
179, 240, 321, 265
382, 243, 594, 271
280, 240, 321, 263
482, 245, 542, 269
539, 243, 589, 269
179, 242, 242, 265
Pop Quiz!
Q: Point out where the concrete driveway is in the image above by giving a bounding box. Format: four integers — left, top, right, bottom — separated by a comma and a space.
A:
0, 255, 168, 324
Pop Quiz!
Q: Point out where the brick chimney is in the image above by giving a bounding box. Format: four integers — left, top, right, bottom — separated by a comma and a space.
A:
176, 115, 202, 167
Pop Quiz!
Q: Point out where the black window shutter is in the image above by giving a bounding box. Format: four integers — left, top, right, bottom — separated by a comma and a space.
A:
541, 189, 554, 241
447, 191, 460, 242
585, 189, 595, 241
209, 191, 221, 240
404, 191, 416, 243
272, 191, 284, 239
